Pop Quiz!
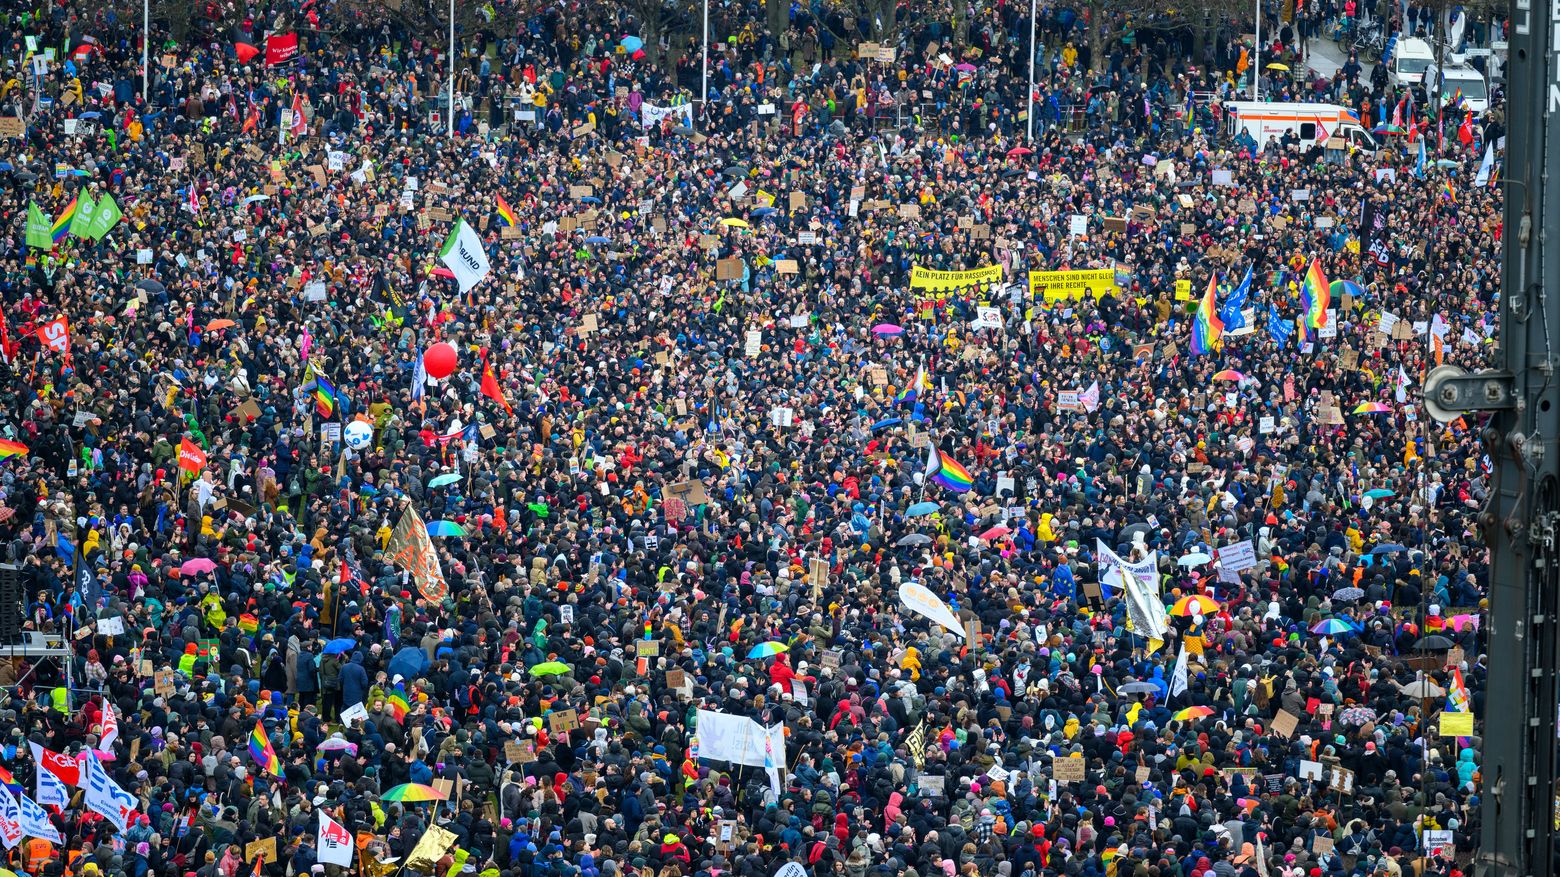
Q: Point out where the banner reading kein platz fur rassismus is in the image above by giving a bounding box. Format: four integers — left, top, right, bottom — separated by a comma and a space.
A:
1028, 268, 1119, 301
909, 265, 1003, 291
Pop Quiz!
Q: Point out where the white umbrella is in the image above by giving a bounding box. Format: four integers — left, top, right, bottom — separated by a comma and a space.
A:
1178, 552, 1212, 567
1397, 679, 1446, 698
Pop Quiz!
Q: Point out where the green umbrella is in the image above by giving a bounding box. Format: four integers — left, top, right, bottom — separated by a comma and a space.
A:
529, 661, 572, 676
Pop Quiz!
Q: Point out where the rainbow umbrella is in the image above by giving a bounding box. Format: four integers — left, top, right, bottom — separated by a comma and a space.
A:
747, 641, 788, 659
381, 783, 446, 802
1212, 369, 1246, 381
1173, 705, 1214, 721
426, 521, 467, 537
1169, 594, 1221, 616
1353, 402, 1393, 413
1310, 618, 1360, 635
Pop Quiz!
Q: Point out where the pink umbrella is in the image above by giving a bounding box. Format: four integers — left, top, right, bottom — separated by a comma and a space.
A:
871, 323, 905, 336
180, 557, 218, 576
1447, 614, 1481, 632
979, 526, 1011, 540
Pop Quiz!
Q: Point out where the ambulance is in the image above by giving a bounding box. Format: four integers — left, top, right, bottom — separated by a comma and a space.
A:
1222, 101, 1379, 152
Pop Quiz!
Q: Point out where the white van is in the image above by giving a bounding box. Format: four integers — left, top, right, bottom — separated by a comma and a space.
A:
1223, 101, 1379, 152
1390, 37, 1435, 89
1424, 60, 1490, 114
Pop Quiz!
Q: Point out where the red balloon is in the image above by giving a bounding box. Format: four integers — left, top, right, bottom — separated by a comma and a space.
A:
423, 342, 458, 380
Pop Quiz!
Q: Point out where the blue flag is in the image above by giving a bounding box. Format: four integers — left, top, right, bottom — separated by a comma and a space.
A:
1267, 305, 1294, 345
1220, 267, 1252, 330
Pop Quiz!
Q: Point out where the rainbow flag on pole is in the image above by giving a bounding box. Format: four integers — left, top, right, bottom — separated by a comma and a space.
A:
1300, 257, 1330, 329
0, 439, 29, 460
924, 444, 975, 492
494, 194, 517, 227
248, 720, 282, 777
1190, 274, 1224, 356
51, 197, 78, 245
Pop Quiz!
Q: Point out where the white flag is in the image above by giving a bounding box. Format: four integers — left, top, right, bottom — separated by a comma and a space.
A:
17, 793, 62, 843
0, 790, 21, 849
317, 810, 355, 866
82, 753, 138, 832
1119, 562, 1169, 641
29, 743, 68, 807
1079, 381, 1100, 413
1395, 367, 1410, 403
1473, 142, 1494, 187
438, 219, 491, 293
100, 700, 119, 751
1168, 642, 1190, 699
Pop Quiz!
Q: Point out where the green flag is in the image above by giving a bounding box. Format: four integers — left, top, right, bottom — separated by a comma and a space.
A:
87, 194, 122, 240
69, 193, 97, 239
25, 201, 53, 250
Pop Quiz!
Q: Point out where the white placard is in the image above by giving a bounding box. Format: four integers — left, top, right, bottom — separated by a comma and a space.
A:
744, 330, 762, 357
1069, 214, 1087, 237
96, 616, 125, 636
1217, 540, 1258, 572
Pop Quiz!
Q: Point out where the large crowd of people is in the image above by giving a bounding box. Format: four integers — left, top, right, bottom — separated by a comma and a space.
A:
0, 1, 1504, 877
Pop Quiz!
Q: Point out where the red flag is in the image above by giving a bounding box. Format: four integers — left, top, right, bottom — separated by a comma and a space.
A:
481, 354, 512, 414
0, 301, 12, 363
34, 744, 81, 786
234, 42, 260, 63
1458, 111, 1474, 147
36, 316, 70, 357
265, 32, 299, 66
177, 438, 207, 473
290, 93, 307, 137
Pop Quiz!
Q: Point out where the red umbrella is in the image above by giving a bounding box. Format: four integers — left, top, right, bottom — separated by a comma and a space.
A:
235, 42, 260, 63
1006, 146, 1033, 157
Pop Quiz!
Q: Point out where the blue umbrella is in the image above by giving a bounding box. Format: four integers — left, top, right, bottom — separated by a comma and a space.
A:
1363, 489, 1395, 499
621, 35, 644, 52
750, 207, 779, 217
870, 417, 902, 431
584, 235, 611, 244
578, 195, 602, 204
906, 501, 939, 517
323, 638, 357, 655
387, 645, 430, 681
78, 111, 101, 119
1371, 543, 1407, 554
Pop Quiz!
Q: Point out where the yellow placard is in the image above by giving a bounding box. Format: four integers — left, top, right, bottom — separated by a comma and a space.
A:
910, 265, 1003, 291
1174, 279, 1194, 301
1027, 269, 1120, 301
1438, 711, 1474, 736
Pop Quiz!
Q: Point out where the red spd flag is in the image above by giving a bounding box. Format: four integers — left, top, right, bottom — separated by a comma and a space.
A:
265, 33, 299, 66
36, 316, 70, 356
177, 438, 207, 473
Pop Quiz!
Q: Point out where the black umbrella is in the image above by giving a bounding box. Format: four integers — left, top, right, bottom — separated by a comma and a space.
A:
1414, 634, 1455, 651
136, 279, 166, 294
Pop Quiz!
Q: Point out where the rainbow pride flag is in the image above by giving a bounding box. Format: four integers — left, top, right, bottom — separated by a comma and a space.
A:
386, 686, 410, 723
248, 720, 282, 776
1442, 180, 1457, 203
1190, 274, 1224, 356
0, 439, 28, 459
1301, 257, 1330, 329
495, 194, 517, 227
924, 445, 974, 492
51, 197, 78, 245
